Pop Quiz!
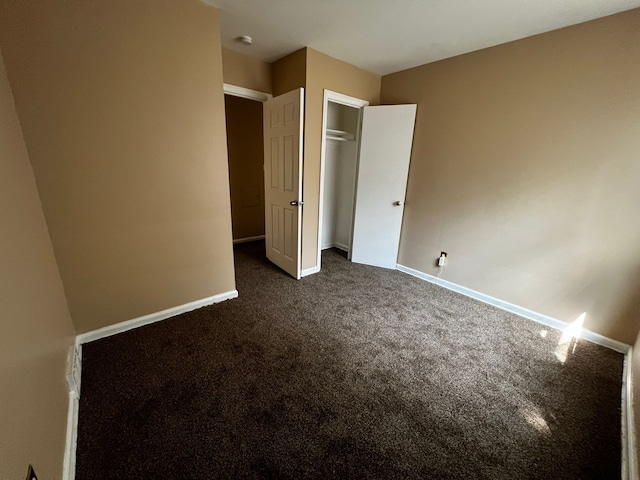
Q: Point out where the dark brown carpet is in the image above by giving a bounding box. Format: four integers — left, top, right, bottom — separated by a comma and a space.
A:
76, 241, 623, 479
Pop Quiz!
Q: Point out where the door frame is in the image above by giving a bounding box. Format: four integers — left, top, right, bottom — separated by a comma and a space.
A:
315, 90, 369, 273
223, 83, 273, 245
223, 83, 272, 102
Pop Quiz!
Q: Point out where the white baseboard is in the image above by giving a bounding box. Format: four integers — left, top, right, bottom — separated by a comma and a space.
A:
623, 348, 637, 480
321, 242, 349, 252
76, 290, 239, 345
233, 235, 265, 244
396, 262, 635, 478
63, 344, 82, 480
63, 392, 79, 480
396, 264, 630, 354
301, 265, 321, 277
66, 291, 238, 476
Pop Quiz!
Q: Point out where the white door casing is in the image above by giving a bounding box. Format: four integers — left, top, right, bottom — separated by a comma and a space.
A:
316, 90, 370, 272
263, 88, 305, 279
351, 104, 417, 269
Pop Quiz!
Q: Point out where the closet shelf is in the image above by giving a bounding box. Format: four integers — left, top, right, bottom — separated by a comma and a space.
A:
326, 128, 355, 142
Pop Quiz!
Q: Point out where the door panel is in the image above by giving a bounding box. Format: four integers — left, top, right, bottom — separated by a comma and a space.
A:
263, 88, 304, 279
351, 104, 417, 269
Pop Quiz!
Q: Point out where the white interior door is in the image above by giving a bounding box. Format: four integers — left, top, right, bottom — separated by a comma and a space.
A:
351, 104, 417, 269
263, 88, 304, 279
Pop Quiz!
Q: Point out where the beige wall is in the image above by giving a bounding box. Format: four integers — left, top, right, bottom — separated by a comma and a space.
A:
230, 47, 381, 270
381, 9, 640, 344
272, 48, 307, 97
0, 0, 236, 333
222, 48, 272, 94
225, 94, 265, 240
302, 48, 381, 269
0, 49, 76, 479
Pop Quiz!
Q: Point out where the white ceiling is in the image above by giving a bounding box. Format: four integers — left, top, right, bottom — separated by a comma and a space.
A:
207, 0, 640, 76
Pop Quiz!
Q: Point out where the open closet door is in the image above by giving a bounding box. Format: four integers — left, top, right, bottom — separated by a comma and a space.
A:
263, 88, 305, 279
351, 104, 417, 269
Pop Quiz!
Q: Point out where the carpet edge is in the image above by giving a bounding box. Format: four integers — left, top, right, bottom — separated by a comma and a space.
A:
75, 290, 239, 346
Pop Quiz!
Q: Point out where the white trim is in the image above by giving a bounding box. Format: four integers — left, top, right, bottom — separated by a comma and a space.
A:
233, 235, 265, 244
396, 262, 636, 476
292, 87, 305, 280
223, 83, 272, 102
395, 263, 631, 354
316, 90, 369, 275
63, 344, 81, 480
64, 290, 239, 476
63, 392, 79, 480
623, 347, 637, 480
323, 90, 370, 109
301, 265, 321, 277
321, 242, 349, 252
76, 290, 239, 345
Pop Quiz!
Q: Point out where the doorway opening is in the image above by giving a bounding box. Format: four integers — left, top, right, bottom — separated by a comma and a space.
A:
317, 91, 369, 270
223, 84, 272, 246
225, 85, 416, 279
316, 91, 417, 273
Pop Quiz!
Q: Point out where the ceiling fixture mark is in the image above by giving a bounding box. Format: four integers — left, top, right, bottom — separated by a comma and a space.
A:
236, 35, 253, 46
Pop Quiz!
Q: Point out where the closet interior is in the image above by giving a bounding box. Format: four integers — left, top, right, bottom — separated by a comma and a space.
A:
321, 101, 362, 256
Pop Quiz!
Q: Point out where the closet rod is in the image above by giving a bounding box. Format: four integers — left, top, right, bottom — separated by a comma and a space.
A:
326, 128, 355, 142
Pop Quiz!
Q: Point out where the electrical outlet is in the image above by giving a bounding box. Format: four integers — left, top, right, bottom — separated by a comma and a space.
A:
437, 251, 447, 267
26, 465, 38, 480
